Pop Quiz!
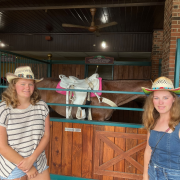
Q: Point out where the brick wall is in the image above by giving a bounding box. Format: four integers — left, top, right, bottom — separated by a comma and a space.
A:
151, 30, 163, 80
161, 0, 180, 82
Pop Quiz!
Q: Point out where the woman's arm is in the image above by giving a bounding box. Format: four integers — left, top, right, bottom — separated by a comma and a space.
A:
143, 131, 152, 180
18, 114, 50, 171
0, 125, 24, 164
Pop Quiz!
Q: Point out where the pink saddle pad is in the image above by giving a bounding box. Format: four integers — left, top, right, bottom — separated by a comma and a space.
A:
56, 77, 102, 97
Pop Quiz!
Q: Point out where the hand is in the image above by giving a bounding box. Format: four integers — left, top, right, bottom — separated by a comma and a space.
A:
26, 166, 38, 179
17, 156, 35, 172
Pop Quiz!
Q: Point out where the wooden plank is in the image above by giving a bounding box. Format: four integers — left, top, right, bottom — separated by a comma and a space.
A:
76, 64, 81, 79
113, 65, 119, 80
96, 170, 143, 180
114, 127, 126, 180
123, 66, 129, 79
67, 64, 72, 77
143, 66, 151, 79
50, 122, 63, 174
82, 124, 93, 179
52, 64, 55, 77
97, 131, 147, 140
125, 128, 138, 180
80, 65, 85, 79
103, 126, 114, 180
61, 122, 73, 176
72, 123, 83, 177
128, 66, 134, 79
71, 64, 76, 76
133, 66, 139, 79
118, 66, 123, 79
136, 128, 147, 175
62, 64, 68, 76
54, 64, 58, 78
93, 125, 104, 180
138, 66, 144, 79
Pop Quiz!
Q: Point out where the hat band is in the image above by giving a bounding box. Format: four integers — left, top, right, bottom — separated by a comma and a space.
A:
17, 74, 33, 79
152, 87, 173, 90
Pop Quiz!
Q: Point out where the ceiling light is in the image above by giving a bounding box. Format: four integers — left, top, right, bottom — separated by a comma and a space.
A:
101, 41, 107, 49
1, 43, 5, 47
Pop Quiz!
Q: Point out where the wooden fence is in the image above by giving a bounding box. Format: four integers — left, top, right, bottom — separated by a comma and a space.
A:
45, 122, 147, 180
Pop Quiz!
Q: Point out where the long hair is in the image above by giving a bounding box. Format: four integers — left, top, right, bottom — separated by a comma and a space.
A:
143, 91, 180, 131
2, 78, 41, 108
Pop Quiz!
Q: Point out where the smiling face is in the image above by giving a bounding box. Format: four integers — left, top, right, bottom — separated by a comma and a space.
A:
15, 78, 35, 100
153, 90, 175, 115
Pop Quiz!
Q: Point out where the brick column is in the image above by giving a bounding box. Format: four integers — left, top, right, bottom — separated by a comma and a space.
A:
151, 30, 163, 80
161, 0, 180, 82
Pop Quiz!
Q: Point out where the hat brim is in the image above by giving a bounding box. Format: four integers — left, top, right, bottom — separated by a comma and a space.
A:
142, 87, 180, 95
6, 73, 43, 83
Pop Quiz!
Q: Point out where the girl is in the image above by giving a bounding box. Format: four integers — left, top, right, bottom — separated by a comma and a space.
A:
0, 66, 50, 180
142, 76, 180, 180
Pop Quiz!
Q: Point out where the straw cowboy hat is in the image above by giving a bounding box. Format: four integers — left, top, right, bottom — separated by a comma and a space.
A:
142, 76, 180, 95
6, 66, 43, 83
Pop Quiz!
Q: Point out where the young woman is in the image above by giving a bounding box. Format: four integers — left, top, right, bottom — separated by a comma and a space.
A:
142, 76, 180, 180
0, 66, 50, 180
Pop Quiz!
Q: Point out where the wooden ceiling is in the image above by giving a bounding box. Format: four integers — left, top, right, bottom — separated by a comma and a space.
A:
0, 0, 165, 34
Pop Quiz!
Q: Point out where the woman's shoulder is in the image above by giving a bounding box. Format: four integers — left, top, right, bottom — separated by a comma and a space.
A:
0, 101, 8, 109
36, 100, 48, 109
36, 100, 47, 106
0, 101, 10, 114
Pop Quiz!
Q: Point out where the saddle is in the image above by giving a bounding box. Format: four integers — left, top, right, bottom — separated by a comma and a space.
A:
58, 73, 101, 120
57, 73, 117, 120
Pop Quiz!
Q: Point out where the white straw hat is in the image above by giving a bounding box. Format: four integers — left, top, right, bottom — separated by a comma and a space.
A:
142, 76, 180, 95
6, 66, 43, 83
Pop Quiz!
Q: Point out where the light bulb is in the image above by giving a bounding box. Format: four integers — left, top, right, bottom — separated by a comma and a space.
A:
101, 41, 106, 48
1, 43, 5, 47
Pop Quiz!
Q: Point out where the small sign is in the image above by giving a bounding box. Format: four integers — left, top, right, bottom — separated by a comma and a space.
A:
85, 55, 114, 64
65, 127, 81, 132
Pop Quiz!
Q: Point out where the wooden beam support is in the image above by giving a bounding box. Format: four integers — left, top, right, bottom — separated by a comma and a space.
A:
0, 2, 165, 11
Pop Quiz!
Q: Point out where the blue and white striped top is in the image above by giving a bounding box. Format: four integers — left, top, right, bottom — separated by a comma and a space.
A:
0, 100, 49, 178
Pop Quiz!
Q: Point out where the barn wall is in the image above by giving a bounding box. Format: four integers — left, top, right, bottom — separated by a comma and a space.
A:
45, 122, 147, 180
0, 33, 152, 52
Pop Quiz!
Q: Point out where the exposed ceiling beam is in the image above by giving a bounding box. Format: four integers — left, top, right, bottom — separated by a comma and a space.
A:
0, 2, 165, 11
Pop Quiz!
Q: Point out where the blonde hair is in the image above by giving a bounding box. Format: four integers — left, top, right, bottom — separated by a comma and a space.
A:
2, 78, 41, 108
143, 91, 180, 131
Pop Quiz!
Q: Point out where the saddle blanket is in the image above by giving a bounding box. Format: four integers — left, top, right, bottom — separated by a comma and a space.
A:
56, 77, 102, 97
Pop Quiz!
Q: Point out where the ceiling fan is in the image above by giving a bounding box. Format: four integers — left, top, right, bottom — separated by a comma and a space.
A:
62, 8, 118, 36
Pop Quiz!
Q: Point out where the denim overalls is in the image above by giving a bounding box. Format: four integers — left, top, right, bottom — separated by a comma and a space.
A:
148, 123, 180, 180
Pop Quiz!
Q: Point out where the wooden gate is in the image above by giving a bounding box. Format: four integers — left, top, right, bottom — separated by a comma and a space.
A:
45, 122, 147, 180
94, 130, 147, 179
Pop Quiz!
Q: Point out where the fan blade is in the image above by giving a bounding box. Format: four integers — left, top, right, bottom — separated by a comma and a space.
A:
62, 24, 89, 29
97, 22, 118, 29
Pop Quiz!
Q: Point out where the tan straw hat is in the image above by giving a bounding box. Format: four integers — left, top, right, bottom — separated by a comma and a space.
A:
6, 66, 43, 83
142, 76, 180, 95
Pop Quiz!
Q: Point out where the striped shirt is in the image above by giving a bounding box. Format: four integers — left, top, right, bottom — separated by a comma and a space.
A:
0, 100, 49, 178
